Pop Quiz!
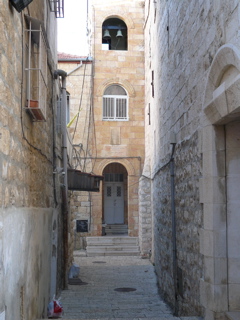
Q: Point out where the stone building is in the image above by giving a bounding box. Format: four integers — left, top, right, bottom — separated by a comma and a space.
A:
88, 0, 145, 238
61, 0, 145, 248
144, 0, 240, 320
57, 53, 95, 250
0, 1, 69, 319
57, 0, 240, 319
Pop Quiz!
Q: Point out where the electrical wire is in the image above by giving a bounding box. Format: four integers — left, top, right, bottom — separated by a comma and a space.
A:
87, 61, 97, 172
72, 61, 97, 174
20, 12, 52, 164
72, 62, 87, 140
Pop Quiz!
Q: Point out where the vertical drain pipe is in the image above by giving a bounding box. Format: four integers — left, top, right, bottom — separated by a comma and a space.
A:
169, 132, 178, 315
54, 69, 68, 288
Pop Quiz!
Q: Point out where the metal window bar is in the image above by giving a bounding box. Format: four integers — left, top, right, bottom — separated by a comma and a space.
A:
116, 98, 127, 119
49, 0, 64, 18
103, 96, 128, 120
25, 20, 48, 121
103, 97, 114, 119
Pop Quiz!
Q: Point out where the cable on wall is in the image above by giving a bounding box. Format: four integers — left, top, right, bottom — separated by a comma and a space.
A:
20, 12, 52, 164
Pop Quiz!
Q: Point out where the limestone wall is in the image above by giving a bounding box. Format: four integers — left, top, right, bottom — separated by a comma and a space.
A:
57, 60, 94, 248
89, 0, 145, 237
144, 0, 240, 317
0, 1, 62, 319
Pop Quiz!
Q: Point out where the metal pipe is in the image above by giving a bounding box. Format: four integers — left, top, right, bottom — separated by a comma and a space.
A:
67, 61, 83, 76
170, 143, 178, 315
58, 57, 93, 62
54, 69, 68, 196
54, 69, 68, 288
61, 79, 68, 197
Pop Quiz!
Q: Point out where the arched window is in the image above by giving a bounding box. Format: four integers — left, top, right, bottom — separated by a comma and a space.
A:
102, 18, 128, 51
103, 85, 128, 121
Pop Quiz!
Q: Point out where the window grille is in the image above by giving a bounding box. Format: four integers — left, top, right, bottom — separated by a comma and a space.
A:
107, 186, 112, 197
25, 16, 48, 121
104, 174, 123, 182
48, 0, 64, 18
117, 186, 122, 197
103, 85, 128, 121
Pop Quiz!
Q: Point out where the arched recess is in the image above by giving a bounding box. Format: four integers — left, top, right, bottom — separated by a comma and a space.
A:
96, 12, 135, 30
201, 44, 240, 318
203, 44, 240, 124
102, 17, 128, 51
95, 158, 136, 177
96, 78, 136, 97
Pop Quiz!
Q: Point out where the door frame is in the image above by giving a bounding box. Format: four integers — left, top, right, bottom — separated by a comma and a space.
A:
104, 181, 124, 224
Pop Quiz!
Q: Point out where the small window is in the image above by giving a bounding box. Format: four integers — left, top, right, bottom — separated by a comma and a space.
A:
102, 18, 128, 51
103, 85, 128, 121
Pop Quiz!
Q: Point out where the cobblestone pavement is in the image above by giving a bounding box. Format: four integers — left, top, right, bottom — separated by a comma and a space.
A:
59, 253, 200, 320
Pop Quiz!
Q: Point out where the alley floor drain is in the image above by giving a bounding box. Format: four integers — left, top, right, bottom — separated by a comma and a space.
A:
114, 287, 136, 292
68, 278, 88, 285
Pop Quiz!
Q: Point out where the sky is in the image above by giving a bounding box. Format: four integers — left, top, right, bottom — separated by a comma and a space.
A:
57, 0, 89, 56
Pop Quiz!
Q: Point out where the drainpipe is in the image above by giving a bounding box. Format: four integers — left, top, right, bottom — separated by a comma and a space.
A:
54, 69, 69, 288
67, 61, 83, 76
54, 69, 68, 195
169, 132, 178, 316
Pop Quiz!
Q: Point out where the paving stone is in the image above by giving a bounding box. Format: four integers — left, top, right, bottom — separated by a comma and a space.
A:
60, 255, 181, 320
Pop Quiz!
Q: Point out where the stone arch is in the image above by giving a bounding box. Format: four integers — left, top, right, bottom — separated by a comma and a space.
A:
201, 44, 240, 317
95, 159, 136, 177
203, 44, 240, 123
96, 78, 136, 97
97, 11, 135, 29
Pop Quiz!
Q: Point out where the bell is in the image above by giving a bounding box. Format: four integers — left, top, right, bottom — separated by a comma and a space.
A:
103, 29, 111, 39
116, 29, 123, 38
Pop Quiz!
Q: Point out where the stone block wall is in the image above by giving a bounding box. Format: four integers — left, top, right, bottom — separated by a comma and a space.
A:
70, 191, 92, 250
144, 0, 240, 317
0, 1, 62, 319
57, 60, 94, 248
139, 175, 152, 257
89, 0, 145, 237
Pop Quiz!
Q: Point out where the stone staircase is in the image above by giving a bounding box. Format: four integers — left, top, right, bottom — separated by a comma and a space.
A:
104, 224, 128, 235
86, 236, 140, 256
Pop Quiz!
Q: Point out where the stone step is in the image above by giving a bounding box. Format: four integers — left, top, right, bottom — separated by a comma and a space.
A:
86, 236, 140, 257
105, 224, 128, 235
39, 317, 201, 320
87, 244, 139, 250
86, 248, 140, 256
87, 250, 140, 256
105, 224, 128, 228
226, 312, 240, 320
86, 236, 138, 245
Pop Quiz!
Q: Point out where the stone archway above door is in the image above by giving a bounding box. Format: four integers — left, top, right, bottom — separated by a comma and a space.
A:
95, 158, 137, 177
201, 44, 240, 319
203, 44, 240, 125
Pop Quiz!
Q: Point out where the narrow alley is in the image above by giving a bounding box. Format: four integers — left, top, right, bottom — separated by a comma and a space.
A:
59, 254, 201, 320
